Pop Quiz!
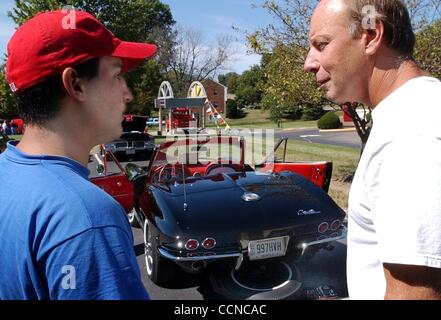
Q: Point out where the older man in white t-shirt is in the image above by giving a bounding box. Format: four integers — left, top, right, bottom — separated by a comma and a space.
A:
304, 0, 441, 299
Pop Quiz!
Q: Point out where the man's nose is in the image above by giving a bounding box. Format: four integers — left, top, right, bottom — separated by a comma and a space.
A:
122, 79, 133, 103
303, 48, 319, 74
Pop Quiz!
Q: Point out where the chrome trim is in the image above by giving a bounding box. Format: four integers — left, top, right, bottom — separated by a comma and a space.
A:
235, 253, 244, 271
202, 237, 217, 250
158, 248, 241, 262
317, 222, 329, 234
191, 260, 207, 270
298, 225, 347, 255
185, 239, 199, 251
330, 219, 341, 231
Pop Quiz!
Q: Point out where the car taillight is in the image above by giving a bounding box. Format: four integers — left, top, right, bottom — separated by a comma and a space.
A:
318, 222, 329, 234
330, 219, 341, 231
185, 239, 199, 251
202, 238, 216, 250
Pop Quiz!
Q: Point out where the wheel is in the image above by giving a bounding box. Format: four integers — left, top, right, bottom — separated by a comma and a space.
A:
143, 219, 174, 286
127, 208, 141, 228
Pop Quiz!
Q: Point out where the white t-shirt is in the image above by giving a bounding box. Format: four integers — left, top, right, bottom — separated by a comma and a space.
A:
347, 76, 441, 300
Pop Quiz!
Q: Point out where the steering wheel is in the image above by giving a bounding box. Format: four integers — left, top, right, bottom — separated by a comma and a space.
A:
204, 164, 238, 176
158, 163, 176, 182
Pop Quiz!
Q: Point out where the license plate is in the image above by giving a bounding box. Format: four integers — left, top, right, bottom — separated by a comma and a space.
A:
248, 236, 289, 261
126, 149, 136, 155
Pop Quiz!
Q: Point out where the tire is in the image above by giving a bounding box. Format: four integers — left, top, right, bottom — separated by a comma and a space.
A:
143, 219, 174, 286
128, 208, 141, 228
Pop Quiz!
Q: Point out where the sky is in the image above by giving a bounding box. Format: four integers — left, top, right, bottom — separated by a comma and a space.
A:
0, 0, 275, 74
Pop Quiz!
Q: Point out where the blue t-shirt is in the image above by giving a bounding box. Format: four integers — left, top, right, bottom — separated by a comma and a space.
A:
0, 142, 149, 300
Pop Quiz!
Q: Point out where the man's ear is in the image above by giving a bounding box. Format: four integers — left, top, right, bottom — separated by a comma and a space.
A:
364, 20, 385, 56
61, 68, 87, 102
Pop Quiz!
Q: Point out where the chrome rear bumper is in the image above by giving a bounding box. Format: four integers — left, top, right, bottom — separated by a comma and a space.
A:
158, 248, 241, 262
297, 226, 347, 255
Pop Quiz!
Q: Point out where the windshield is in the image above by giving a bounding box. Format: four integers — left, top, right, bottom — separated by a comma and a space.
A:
151, 136, 243, 169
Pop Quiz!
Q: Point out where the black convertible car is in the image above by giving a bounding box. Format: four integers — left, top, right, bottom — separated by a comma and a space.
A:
125, 135, 347, 287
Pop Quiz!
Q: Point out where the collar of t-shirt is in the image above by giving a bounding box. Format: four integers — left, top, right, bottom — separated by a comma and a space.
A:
372, 76, 439, 121
4, 141, 90, 179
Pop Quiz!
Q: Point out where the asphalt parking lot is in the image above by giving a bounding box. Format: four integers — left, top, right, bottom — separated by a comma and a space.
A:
132, 225, 348, 300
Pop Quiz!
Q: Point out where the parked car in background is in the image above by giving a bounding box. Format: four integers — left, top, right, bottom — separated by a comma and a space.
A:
104, 115, 155, 160
146, 117, 160, 127
89, 147, 135, 214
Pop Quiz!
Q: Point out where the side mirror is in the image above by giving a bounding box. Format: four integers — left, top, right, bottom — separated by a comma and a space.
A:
96, 164, 105, 175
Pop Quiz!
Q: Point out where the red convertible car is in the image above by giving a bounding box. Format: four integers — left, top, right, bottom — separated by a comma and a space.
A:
91, 135, 346, 291
89, 149, 134, 214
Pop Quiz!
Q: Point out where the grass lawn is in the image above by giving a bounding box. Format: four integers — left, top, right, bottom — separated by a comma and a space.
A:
146, 109, 319, 132
219, 109, 318, 129
282, 140, 359, 213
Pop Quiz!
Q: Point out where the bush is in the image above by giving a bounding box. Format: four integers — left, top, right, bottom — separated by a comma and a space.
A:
226, 99, 245, 119
317, 112, 342, 129
226, 99, 238, 118
301, 106, 326, 121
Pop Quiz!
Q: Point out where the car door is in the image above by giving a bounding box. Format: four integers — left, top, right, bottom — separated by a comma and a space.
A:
89, 149, 134, 213
256, 138, 332, 192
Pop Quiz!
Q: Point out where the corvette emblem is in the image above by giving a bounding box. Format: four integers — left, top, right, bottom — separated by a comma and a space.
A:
241, 192, 261, 202
297, 209, 321, 216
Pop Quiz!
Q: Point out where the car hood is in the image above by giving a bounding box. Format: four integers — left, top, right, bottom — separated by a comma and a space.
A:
151, 172, 345, 234
121, 115, 147, 133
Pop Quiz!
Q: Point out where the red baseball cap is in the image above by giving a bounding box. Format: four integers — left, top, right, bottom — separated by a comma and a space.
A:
6, 9, 158, 93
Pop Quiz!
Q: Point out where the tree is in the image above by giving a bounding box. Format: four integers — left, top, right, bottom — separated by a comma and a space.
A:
6, 0, 175, 115
248, 1, 325, 122
259, 44, 325, 121
163, 26, 234, 97
226, 99, 244, 119
0, 66, 18, 119
414, 19, 441, 80
218, 72, 240, 94
235, 65, 265, 107
250, 0, 441, 143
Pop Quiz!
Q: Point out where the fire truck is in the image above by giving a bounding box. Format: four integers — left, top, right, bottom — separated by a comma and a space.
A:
165, 108, 198, 134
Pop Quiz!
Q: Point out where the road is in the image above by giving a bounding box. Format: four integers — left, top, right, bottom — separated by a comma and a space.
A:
155, 128, 361, 149
274, 128, 361, 149
132, 226, 348, 300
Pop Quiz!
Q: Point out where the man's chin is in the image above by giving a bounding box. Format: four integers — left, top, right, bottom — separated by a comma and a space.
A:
325, 91, 346, 105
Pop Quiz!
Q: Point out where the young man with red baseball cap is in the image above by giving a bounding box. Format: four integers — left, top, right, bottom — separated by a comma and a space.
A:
0, 10, 157, 299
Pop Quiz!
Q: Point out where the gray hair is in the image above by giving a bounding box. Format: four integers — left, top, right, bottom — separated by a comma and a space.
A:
344, 0, 415, 58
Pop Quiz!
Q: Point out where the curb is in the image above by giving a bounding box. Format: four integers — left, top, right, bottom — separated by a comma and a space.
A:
278, 127, 317, 131
319, 128, 356, 133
